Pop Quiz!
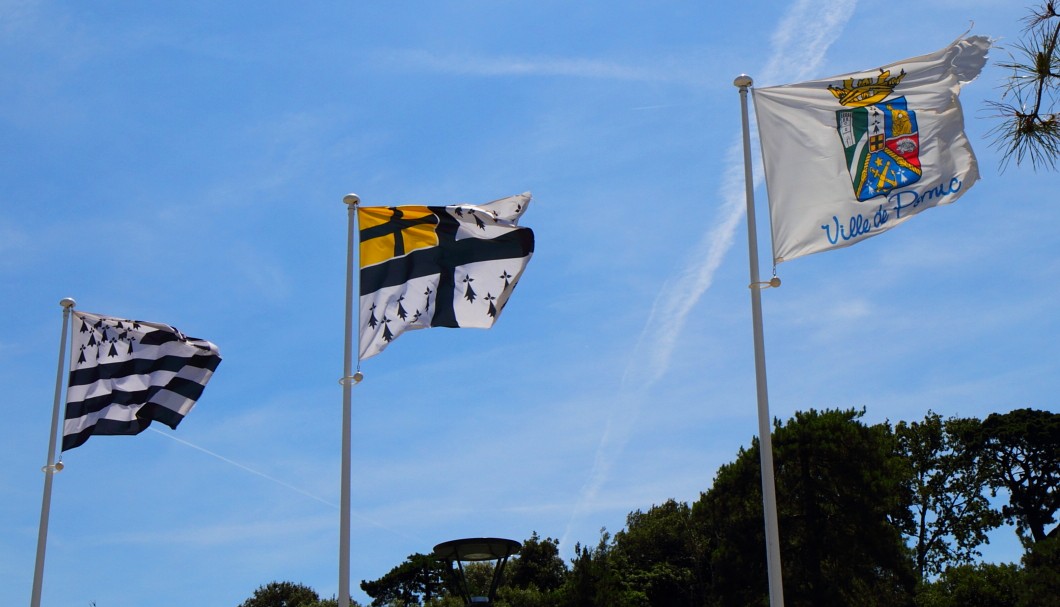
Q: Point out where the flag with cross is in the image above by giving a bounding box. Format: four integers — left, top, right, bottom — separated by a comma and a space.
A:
357, 192, 535, 360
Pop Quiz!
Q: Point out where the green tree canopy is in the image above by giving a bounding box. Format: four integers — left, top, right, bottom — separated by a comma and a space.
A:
557, 530, 644, 607
612, 499, 706, 607
895, 412, 1002, 578
1019, 535, 1060, 606
699, 408, 916, 607
914, 563, 1023, 607
238, 581, 323, 607
505, 532, 567, 593
360, 553, 448, 607
975, 408, 1060, 544
692, 439, 765, 607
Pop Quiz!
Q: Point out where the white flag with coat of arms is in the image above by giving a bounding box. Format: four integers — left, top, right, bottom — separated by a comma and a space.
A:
753, 35, 990, 264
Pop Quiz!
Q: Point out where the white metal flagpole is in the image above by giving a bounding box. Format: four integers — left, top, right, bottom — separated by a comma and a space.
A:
339, 193, 364, 607
30, 297, 75, 607
735, 75, 786, 607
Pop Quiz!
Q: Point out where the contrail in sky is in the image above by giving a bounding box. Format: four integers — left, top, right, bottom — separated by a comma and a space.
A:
149, 427, 338, 508
149, 428, 425, 541
562, 0, 859, 551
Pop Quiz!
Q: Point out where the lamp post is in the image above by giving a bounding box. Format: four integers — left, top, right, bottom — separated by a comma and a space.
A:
433, 537, 521, 606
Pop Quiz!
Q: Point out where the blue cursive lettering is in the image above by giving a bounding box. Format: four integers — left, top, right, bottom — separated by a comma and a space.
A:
889, 176, 963, 219
820, 176, 964, 246
873, 204, 888, 228
822, 212, 872, 245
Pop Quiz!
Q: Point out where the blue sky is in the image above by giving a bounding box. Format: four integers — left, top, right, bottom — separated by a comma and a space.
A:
2, 1, 1055, 605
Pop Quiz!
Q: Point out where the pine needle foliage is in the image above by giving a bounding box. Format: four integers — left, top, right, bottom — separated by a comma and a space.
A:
988, 2, 1060, 170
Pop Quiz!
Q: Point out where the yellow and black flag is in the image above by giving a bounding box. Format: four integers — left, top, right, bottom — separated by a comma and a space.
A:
358, 193, 535, 360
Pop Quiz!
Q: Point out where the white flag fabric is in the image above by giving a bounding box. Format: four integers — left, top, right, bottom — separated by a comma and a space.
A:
753, 35, 989, 263
63, 311, 221, 451
358, 193, 535, 360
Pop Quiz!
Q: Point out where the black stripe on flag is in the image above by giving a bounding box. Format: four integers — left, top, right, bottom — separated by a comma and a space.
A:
67, 351, 219, 390
65, 365, 218, 419
62, 404, 187, 450
360, 217, 535, 296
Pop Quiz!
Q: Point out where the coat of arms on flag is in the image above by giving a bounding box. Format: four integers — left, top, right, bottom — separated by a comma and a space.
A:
358, 192, 534, 360
832, 69, 923, 201
63, 311, 221, 451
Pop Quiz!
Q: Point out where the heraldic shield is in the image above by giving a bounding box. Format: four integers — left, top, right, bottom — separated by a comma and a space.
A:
835, 96, 922, 201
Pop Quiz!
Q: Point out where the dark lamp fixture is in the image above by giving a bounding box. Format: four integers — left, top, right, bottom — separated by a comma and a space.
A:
433, 537, 521, 606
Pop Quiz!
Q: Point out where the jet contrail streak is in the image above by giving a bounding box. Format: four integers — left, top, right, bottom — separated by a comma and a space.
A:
146, 427, 426, 542
561, 0, 860, 552
149, 427, 338, 508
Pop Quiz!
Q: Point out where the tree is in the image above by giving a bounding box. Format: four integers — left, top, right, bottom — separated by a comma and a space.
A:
505, 532, 567, 593
612, 499, 706, 607
895, 412, 1002, 578
557, 530, 644, 607
699, 409, 916, 607
975, 408, 1060, 544
914, 563, 1023, 607
693, 440, 765, 607
238, 581, 323, 607
988, 2, 1060, 170
1018, 535, 1060, 606
360, 553, 449, 607
495, 583, 557, 607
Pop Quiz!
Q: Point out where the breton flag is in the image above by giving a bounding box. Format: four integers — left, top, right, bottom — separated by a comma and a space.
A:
358, 192, 535, 360
63, 311, 222, 451
753, 35, 990, 263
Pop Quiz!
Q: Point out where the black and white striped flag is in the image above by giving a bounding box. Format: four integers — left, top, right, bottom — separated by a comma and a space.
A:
62, 311, 221, 451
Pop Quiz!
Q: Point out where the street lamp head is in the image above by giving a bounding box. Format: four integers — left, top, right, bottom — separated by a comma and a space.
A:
433, 538, 521, 561
433, 537, 522, 606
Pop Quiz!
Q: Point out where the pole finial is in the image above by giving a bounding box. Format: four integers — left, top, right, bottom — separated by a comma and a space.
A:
734, 74, 753, 88
343, 193, 361, 207
59, 298, 76, 309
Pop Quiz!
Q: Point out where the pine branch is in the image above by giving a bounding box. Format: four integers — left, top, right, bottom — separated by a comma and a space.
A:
990, 3, 1060, 170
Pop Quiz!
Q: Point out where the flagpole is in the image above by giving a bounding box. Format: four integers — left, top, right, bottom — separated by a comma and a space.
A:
339, 193, 363, 607
735, 75, 786, 607
30, 297, 75, 607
